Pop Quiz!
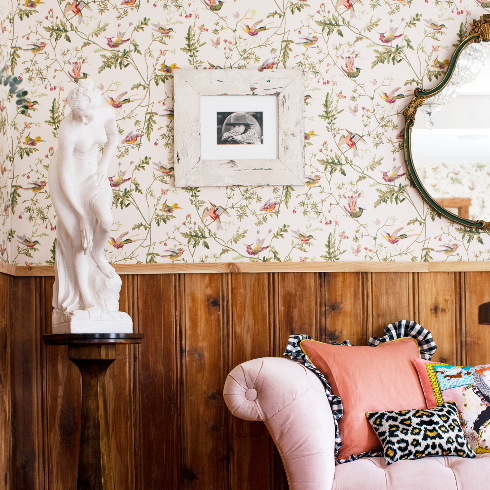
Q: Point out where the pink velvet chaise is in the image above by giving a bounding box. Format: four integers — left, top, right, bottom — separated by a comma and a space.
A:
224, 357, 490, 490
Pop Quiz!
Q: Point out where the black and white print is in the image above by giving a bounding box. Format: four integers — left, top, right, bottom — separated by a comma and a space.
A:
217, 112, 263, 145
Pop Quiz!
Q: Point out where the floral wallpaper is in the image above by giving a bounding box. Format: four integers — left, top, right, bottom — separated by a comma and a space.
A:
1, 0, 489, 266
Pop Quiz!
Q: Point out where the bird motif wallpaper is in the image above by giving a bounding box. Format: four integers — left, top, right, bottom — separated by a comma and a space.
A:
0, 0, 489, 266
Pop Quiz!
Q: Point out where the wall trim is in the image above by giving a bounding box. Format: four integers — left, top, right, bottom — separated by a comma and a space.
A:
2, 261, 490, 276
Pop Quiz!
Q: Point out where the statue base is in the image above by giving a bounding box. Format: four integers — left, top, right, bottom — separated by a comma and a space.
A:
52, 308, 133, 334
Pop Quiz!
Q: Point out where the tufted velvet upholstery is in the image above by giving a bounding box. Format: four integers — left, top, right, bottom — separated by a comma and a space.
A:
224, 357, 490, 490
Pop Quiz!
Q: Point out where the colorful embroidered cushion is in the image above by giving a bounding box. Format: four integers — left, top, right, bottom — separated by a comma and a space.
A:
299, 337, 427, 460
366, 402, 476, 465
414, 359, 490, 453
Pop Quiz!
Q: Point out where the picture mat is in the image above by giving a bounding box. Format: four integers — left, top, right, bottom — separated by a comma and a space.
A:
201, 95, 278, 160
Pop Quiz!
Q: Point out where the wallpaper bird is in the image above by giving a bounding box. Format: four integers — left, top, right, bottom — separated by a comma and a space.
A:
24, 134, 45, 146
108, 166, 131, 188
260, 198, 281, 213
335, 0, 363, 19
339, 129, 365, 157
245, 237, 270, 256
161, 201, 182, 214
382, 227, 417, 245
63, 1, 91, 25
68, 60, 88, 82
204, 0, 224, 11
106, 25, 130, 49
202, 202, 230, 230
108, 232, 134, 249
379, 87, 408, 104
305, 175, 321, 187
242, 19, 272, 36
291, 229, 315, 242
296, 36, 318, 48
17, 234, 39, 248
153, 161, 174, 175
436, 243, 458, 256
106, 92, 134, 109
340, 55, 362, 78
424, 18, 446, 31
379, 19, 404, 44
160, 247, 185, 261
258, 59, 278, 71
122, 131, 142, 145
381, 165, 406, 183
343, 193, 365, 218
23, 42, 46, 54
152, 23, 173, 35
23, 180, 47, 193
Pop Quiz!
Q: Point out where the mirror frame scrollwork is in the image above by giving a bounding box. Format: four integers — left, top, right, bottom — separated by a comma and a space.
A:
403, 14, 490, 231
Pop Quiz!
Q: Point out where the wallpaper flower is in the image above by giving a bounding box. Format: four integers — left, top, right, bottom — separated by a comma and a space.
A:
0, 0, 489, 266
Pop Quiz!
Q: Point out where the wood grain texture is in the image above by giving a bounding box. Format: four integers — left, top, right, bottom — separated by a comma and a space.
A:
182, 274, 228, 490
0, 273, 11, 490
324, 273, 365, 346
464, 272, 490, 366
5, 271, 490, 490
136, 274, 180, 490
10, 277, 44, 490
370, 273, 415, 339
416, 273, 461, 365
228, 274, 272, 490
11, 261, 490, 277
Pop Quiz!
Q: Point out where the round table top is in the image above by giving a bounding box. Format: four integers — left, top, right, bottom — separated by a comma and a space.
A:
42, 333, 144, 345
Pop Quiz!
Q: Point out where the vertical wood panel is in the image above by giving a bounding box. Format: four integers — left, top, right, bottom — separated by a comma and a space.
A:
106, 274, 135, 490
10, 276, 44, 490
324, 273, 365, 346
371, 273, 414, 338
417, 273, 461, 365
229, 273, 271, 490
182, 274, 228, 490
0, 273, 11, 490
465, 272, 490, 366
274, 272, 319, 489
137, 274, 180, 490
43, 276, 80, 490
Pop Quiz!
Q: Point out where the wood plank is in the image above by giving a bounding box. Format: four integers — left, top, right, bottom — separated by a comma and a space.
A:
273, 272, 319, 489
229, 273, 272, 490
182, 274, 228, 490
0, 273, 11, 490
105, 274, 135, 490
416, 273, 461, 365
324, 273, 366, 346
370, 273, 414, 339
12, 261, 431, 277
136, 274, 180, 490
15, 261, 490, 276
464, 272, 490, 366
43, 276, 80, 490
10, 277, 44, 490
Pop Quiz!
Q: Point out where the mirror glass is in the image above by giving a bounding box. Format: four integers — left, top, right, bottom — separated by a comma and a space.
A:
411, 42, 490, 222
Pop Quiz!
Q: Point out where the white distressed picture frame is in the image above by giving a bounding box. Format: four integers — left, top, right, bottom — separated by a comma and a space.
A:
174, 69, 304, 187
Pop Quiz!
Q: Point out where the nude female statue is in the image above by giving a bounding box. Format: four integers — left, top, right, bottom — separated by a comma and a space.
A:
49, 79, 132, 332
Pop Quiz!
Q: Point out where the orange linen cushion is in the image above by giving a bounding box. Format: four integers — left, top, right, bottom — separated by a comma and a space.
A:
300, 337, 427, 460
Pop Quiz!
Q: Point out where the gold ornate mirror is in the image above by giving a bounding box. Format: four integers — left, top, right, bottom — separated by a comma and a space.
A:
403, 15, 490, 230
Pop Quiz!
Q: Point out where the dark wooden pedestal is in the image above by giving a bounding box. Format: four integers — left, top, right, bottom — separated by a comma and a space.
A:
43, 333, 144, 490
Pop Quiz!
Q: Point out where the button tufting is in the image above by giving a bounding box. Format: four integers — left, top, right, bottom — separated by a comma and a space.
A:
245, 388, 257, 401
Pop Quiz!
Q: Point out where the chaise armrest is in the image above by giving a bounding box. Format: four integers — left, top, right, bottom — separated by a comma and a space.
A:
224, 357, 336, 490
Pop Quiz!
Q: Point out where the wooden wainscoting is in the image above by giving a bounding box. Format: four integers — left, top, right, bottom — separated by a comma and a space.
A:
1, 271, 490, 490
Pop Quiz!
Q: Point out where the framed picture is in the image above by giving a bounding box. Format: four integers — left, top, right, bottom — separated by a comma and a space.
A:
174, 69, 304, 187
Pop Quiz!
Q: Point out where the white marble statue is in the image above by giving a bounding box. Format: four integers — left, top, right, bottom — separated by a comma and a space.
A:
49, 79, 132, 333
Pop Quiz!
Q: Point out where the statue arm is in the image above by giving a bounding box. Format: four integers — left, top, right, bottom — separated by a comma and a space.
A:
97, 108, 118, 176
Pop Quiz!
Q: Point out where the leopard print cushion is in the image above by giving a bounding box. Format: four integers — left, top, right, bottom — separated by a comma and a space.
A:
366, 402, 475, 465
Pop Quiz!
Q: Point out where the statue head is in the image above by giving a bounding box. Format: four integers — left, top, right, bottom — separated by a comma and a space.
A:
67, 79, 101, 125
